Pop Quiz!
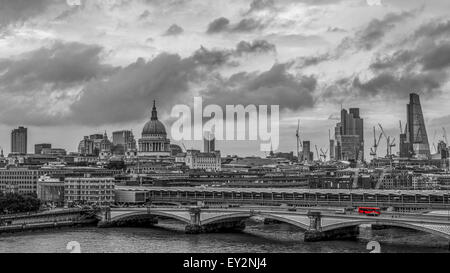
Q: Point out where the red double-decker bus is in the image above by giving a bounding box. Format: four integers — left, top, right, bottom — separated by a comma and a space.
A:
358, 207, 381, 216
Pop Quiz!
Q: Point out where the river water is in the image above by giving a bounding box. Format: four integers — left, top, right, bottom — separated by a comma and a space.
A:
0, 221, 448, 253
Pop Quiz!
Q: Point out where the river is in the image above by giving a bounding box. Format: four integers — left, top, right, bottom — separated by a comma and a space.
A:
0, 221, 448, 253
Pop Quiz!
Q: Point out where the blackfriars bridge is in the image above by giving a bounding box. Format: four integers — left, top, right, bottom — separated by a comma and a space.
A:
97, 206, 450, 242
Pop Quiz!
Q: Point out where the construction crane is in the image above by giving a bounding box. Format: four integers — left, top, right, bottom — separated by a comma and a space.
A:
389, 137, 396, 156
315, 145, 320, 161
296, 120, 302, 162
443, 127, 449, 145
320, 148, 328, 162
370, 126, 383, 158
378, 124, 396, 157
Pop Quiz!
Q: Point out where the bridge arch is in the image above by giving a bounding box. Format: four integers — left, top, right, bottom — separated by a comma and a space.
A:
323, 220, 450, 240
201, 212, 309, 231
110, 211, 191, 224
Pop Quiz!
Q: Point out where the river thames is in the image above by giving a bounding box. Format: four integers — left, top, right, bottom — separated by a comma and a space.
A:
0, 220, 448, 253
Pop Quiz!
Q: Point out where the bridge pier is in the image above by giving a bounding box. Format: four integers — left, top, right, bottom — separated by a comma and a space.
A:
303, 211, 359, 242
304, 226, 360, 242
185, 207, 246, 234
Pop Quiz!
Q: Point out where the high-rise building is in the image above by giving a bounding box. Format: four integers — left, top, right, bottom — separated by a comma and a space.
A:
407, 93, 430, 158
203, 131, 215, 153
334, 108, 364, 162
329, 139, 335, 161
301, 141, 313, 162
11, 126, 28, 154
112, 130, 136, 155
35, 143, 52, 155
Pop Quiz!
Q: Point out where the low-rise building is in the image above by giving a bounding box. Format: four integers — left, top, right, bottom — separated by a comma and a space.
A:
185, 150, 221, 171
64, 174, 115, 206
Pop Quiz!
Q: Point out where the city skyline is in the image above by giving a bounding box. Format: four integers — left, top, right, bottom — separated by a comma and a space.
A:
1, 0, 450, 157
0, 92, 441, 159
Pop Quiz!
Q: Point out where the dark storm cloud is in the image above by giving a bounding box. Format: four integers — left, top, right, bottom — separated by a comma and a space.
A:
247, 0, 275, 13
421, 43, 450, 71
339, 11, 414, 51
138, 10, 151, 21
0, 39, 281, 126
191, 40, 276, 67
232, 18, 265, 32
296, 54, 332, 68
163, 24, 184, 36
206, 17, 265, 34
352, 73, 442, 98
235, 40, 276, 56
201, 63, 317, 111
191, 46, 233, 68
0, 0, 57, 27
0, 41, 115, 93
329, 16, 450, 101
69, 54, 198, 126
369, 50, 415, 71
413, 20, 450, 40
206, 17, 230, 34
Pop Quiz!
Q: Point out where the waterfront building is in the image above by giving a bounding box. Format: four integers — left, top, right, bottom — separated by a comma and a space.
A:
407, 93, 430, 159
64, 174, 115, 206
138, 101, 171, 157
37, 175, 65, 206
11, 126, 27, 154
185, 150, 221, 171
0, 167, 61, 195
35, 143, 52, 155
41, 148, 67, 156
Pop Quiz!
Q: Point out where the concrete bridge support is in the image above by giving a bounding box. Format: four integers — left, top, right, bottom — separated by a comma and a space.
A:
185, 207, 246, 234
304, 211, 359, 242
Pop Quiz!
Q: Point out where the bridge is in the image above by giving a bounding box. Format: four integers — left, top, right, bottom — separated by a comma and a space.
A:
0, 209, 97, 233
97, 206, 450, 243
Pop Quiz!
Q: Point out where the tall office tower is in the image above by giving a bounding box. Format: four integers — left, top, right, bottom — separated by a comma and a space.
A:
302, 141, 312, 162
112, 130, 135, 154
329, 139, 335, 161
334, 108, 364, 162
407, 93, 430, 158
203, 131, 215, 153
35, 143, 52, 155
399, 132, 409, 158
11, 126, 28, 154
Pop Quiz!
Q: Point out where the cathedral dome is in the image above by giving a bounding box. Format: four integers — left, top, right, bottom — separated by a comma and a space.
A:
142, 120, 166, 135
142, 101, 167, 136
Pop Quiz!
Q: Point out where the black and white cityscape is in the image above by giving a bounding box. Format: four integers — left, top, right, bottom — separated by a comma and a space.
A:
1, 0, 450, 256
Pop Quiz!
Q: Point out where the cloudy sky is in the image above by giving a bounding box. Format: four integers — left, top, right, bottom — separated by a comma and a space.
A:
1, 0, 450, 158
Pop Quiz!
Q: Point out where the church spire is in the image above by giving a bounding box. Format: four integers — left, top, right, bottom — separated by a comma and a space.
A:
151, 100, 158, 121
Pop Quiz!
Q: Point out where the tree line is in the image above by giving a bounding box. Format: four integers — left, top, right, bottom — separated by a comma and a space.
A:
0, 192, 41, 214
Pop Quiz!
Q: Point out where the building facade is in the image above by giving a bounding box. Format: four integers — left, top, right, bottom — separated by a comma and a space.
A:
11, 126, 28, 154
64, 174, 115, 206
335, 108, 364, 162
185, 150, 221, 171
35, 143, 52, 155
407, 93, 430, 159
112, 130, 136, 155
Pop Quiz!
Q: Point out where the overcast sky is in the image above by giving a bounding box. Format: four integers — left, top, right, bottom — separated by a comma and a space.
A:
1, 0, 450, 158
